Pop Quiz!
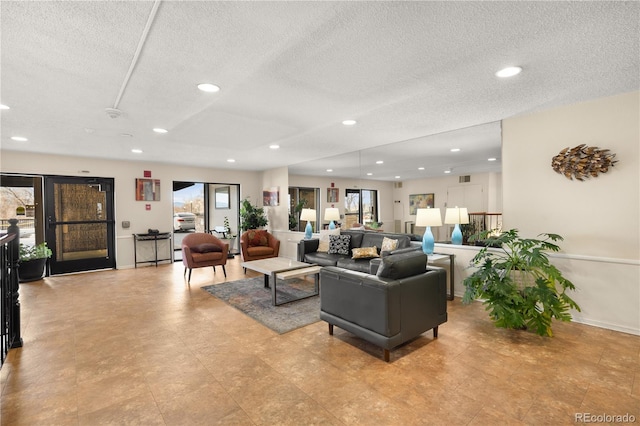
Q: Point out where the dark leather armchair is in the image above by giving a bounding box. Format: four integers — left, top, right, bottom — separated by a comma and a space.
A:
240, 229, 280, 265
181, 233, 228, 282
320, 251, 447, 361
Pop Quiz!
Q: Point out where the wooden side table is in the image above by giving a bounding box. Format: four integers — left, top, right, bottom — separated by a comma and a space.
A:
428, 253, 454, 301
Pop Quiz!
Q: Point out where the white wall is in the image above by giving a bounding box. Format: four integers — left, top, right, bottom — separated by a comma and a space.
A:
261, 166, 289, 232
0, 151, 262, 268
393, 172, 503, 241
501, 90, 640, 334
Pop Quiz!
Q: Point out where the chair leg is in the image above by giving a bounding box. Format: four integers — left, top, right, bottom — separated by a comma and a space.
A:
222, 265, 227, 277
243, 267, 246, 274
188, 268, 192, 283
213, 266, 216, 274
184, 267, 187, 277
328, 323, 334, 335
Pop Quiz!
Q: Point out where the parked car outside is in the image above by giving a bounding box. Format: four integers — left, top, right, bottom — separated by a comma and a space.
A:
173, 212, 196, 232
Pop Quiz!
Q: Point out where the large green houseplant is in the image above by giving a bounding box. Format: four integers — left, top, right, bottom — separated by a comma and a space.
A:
462, 229, 581, 337
19, 242, 52, 282
239, 198, 268, 232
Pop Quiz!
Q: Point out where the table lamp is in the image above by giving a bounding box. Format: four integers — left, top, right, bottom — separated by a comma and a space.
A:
300, 208, 316, 239
324, 208, 340, 230
444, 206, 469, 245
415, 208, 442, 254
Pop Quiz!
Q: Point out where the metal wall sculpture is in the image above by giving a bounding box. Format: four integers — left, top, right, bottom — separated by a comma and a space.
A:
551, 144, 617, 181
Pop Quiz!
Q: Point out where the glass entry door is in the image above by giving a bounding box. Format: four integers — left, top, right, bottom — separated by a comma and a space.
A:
44, 176, 115, 274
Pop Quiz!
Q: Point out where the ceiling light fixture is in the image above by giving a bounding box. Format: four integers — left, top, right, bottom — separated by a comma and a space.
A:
366, 173, 373, 176
227, 159, 235, 163
444, 170, 451, 174
269, 144, 280, 149
11, 136, 28, 142
342, 119, 357, 126
376, 160, 384, 164
197, 83, 220, 92
450, 148, 461, 152
0, 104, 9, 110
418, 167, 425, 170
131, 149, 143, 154
488, 157, 497, 161
395, 176, 401, 179
326, 169, 333, 172
495, 66, 522, 78
153, 128, 168, 134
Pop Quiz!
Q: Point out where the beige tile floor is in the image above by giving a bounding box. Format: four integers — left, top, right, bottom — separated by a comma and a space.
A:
1, 258, 638, 425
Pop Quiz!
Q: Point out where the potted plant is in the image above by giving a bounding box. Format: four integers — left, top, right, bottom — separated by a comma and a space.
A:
289, 200, 307, 231
239, 198, 268, 232
462, 229, 581, 337
19, 242, 52, 282
223, 216, 237, 257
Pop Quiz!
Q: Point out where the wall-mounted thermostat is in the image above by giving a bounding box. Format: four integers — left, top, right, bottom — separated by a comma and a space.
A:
122, 221, 130, 229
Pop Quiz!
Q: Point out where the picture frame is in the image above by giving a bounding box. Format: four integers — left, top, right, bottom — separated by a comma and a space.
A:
409, 193, 434, 215
215, 186, 230, 209
327, 188, 339, 203
263, 186, 279, 206
135, 178, 161, 201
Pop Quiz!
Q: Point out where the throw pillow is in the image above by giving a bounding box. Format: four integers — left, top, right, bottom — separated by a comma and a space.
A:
377, 251, 427, 280
380, 237, 399, 252
352, 246, 379, 259
191, 243, 222, 253
327, 234, 351, 255
247, 229, 269, 247
318, 229, 341, 252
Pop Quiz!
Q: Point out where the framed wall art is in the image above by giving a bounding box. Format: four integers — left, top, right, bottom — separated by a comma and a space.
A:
215, 186, 230, 209
135, 178, 161, 201
263, 186, 279, 206
409, 193, 434, 215
327, 187, 339, 203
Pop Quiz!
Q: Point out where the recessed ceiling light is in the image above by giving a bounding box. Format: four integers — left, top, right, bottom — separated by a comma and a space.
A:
444, 170, 451, 174
488, 157, 497, 161
0, 104, 10, 110
227, 159, 235, 163
11, 136, 28, 142
153, 128, 168, 134
395, 176, 401, 179
326, 169, 333, 172
342, 119, 357, 126
131, 149, 143, 154
450, 148, 461, 152
418, 167, 425, 170
269, 144, 280, 149
376, 160, 384, 164
197, 83, 220, 93
495, 66, 522, 78
366, 173, 373, 176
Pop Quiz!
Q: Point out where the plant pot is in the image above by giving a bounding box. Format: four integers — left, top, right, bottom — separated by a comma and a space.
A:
19, 258, 48, 282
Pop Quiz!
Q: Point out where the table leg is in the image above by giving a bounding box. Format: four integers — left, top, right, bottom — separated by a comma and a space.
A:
264, 274, 270, 288
448, 254, 454, 301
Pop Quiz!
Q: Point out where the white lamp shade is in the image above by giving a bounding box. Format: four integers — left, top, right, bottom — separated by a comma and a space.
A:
444, 207, 469, 225
324, 208, 340, 221
415, 208, 442, 227
300, 208, 316, 222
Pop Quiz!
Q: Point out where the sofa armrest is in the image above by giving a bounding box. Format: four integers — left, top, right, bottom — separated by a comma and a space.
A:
297, 238, 319, 262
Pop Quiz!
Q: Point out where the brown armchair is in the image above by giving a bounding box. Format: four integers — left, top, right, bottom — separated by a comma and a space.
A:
240, 229, 280, 269
181, 233, 228, 283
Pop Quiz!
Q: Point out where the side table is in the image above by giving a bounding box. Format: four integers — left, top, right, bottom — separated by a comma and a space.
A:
427, 253, 454, 301
133, 232, 173, 267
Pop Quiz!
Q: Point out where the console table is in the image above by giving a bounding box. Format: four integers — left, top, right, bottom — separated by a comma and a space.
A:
428, 253, 455, 301
133, 232, 173, 267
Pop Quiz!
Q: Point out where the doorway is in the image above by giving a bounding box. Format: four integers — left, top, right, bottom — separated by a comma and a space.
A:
44, 176, 116, 274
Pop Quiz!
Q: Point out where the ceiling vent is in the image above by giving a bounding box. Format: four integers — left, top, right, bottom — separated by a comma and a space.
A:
459, 175, 471, 183
394, 182, 403, 188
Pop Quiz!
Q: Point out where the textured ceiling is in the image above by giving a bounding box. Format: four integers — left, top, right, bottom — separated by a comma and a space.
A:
1, 1, 638, 181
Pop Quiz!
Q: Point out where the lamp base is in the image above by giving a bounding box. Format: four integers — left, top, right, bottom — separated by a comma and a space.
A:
422, 226, 435, 254
451, 224, 463, 245
329, 221, 335, 230
304, 222, 313, 239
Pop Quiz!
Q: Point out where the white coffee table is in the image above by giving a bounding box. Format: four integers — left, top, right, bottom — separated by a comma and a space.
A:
240, 257, 321, 306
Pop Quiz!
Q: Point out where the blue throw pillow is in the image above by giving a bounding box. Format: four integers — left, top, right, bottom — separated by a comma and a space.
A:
327, 234, 351, 255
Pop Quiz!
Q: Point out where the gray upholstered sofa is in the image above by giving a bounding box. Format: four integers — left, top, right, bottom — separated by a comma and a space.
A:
319, 250, 447, 361
297, 229, 418, 273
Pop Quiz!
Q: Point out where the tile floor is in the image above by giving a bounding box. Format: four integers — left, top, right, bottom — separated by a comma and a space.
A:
1, 258, 638, 425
